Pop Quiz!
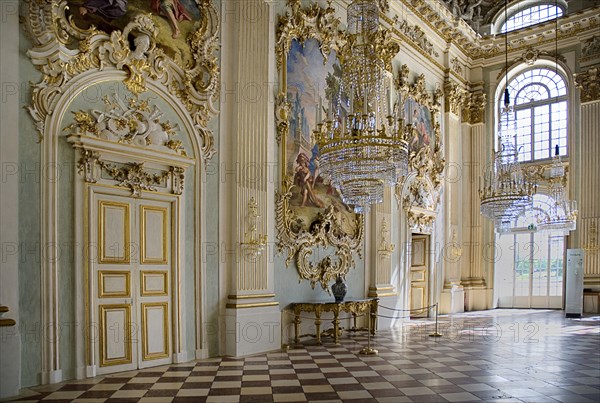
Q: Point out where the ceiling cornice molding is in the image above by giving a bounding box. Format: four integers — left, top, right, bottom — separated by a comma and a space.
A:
382, 0, 599, 62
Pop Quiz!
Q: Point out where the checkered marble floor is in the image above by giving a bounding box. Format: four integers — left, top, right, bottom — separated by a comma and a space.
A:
8, 309, 600, 402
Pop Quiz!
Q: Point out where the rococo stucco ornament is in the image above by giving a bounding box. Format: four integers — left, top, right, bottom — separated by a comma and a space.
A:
275, 0, 346, 72
275, 0, 363, 291
394, 66, 445, 232
276, 177, 363, 292
64, 92, 188, 156
23, 0, 220, 162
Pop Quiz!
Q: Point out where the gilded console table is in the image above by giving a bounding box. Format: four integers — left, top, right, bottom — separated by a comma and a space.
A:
291, 298, 378, 345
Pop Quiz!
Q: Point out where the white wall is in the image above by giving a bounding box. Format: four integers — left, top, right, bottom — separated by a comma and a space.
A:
0, 1, 22, 398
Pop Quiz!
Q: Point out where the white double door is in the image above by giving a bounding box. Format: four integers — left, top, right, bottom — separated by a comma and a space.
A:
92, 191, 174, 375
496, 232, 564, 308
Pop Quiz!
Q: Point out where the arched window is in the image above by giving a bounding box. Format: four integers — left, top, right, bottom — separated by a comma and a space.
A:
500, 4, 563, 33
499, 68, 568, 162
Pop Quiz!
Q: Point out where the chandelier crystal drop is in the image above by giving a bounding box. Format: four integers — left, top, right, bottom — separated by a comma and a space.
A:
537, 145, 577, 233
315, 0, 408, 214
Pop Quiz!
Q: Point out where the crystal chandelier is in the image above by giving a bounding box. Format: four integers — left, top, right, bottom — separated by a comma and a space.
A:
314, 0, 408, 214
479, 0, 536, 230
537, 146, 577, 233
537, 4, 577, 234
479, 121, 537, 231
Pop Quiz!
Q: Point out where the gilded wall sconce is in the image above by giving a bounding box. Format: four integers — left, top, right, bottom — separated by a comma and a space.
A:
584, 221, 599, 255
378, 218, 395, 258
448, 229, 463, 260
241, 197, 267, 258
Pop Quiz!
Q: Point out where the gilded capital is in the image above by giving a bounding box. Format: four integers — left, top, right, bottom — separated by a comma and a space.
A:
444, 80, 469, 116
463, 90, 486, 124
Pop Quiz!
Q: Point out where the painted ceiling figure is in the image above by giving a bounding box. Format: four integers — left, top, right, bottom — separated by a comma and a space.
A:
79, 0, 128, 19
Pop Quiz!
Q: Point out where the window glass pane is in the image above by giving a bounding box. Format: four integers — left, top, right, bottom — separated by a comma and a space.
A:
534, 105, 550, 159
515, 109, 531, 161
549, 235, 564, 296
551, 101, 568, 156
516, 84, 550, 104
531, 231, 548, 296
501, 69, 567, 162
514, 234, 531, 297
501, 4, 563, 33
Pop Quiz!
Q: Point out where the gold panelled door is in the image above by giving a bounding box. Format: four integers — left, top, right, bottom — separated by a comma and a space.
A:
92, 193, 172, 375
410, 235, 429, 318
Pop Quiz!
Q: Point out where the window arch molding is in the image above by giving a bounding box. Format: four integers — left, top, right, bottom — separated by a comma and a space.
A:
494, 58, 570, 102
493, 59, 573, 161
490, 0, 567, 34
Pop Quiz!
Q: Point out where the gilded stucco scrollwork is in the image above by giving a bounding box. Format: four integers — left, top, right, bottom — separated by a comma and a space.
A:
395, 67, 432, 108
407, 212, 437, 234
64, 92, 188, 156
276, 178, 363, 292
76, 150, 184, 197
275, 0, 346, 72
275, 92, 291, 144
23, 0, 219, 163
393, 66, 445, 233
575, 66, 600, 103
275, 0, 363, 292
524, 164, 569, 189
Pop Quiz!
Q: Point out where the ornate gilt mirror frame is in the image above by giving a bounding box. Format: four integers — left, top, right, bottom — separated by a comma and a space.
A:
23, 0, 220, 162
394, 65, 445, 233
275, 0, 364, 291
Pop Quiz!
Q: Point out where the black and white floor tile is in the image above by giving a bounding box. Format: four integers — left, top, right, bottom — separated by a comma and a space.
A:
8, 309, 600, 402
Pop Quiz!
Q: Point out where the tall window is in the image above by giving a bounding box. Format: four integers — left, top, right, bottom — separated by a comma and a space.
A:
501, 4, 563, 33
499, 68, 568, 162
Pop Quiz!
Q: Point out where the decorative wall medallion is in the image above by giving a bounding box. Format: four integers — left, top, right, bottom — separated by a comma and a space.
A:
23, 0, 219, 162
275, 0, 363, 291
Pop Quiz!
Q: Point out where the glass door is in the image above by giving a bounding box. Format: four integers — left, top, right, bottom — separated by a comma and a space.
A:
512, 232, 564, 308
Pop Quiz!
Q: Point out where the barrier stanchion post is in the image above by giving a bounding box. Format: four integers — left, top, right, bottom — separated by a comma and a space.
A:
429, 303, 442, 338
359, 309, 378, 355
